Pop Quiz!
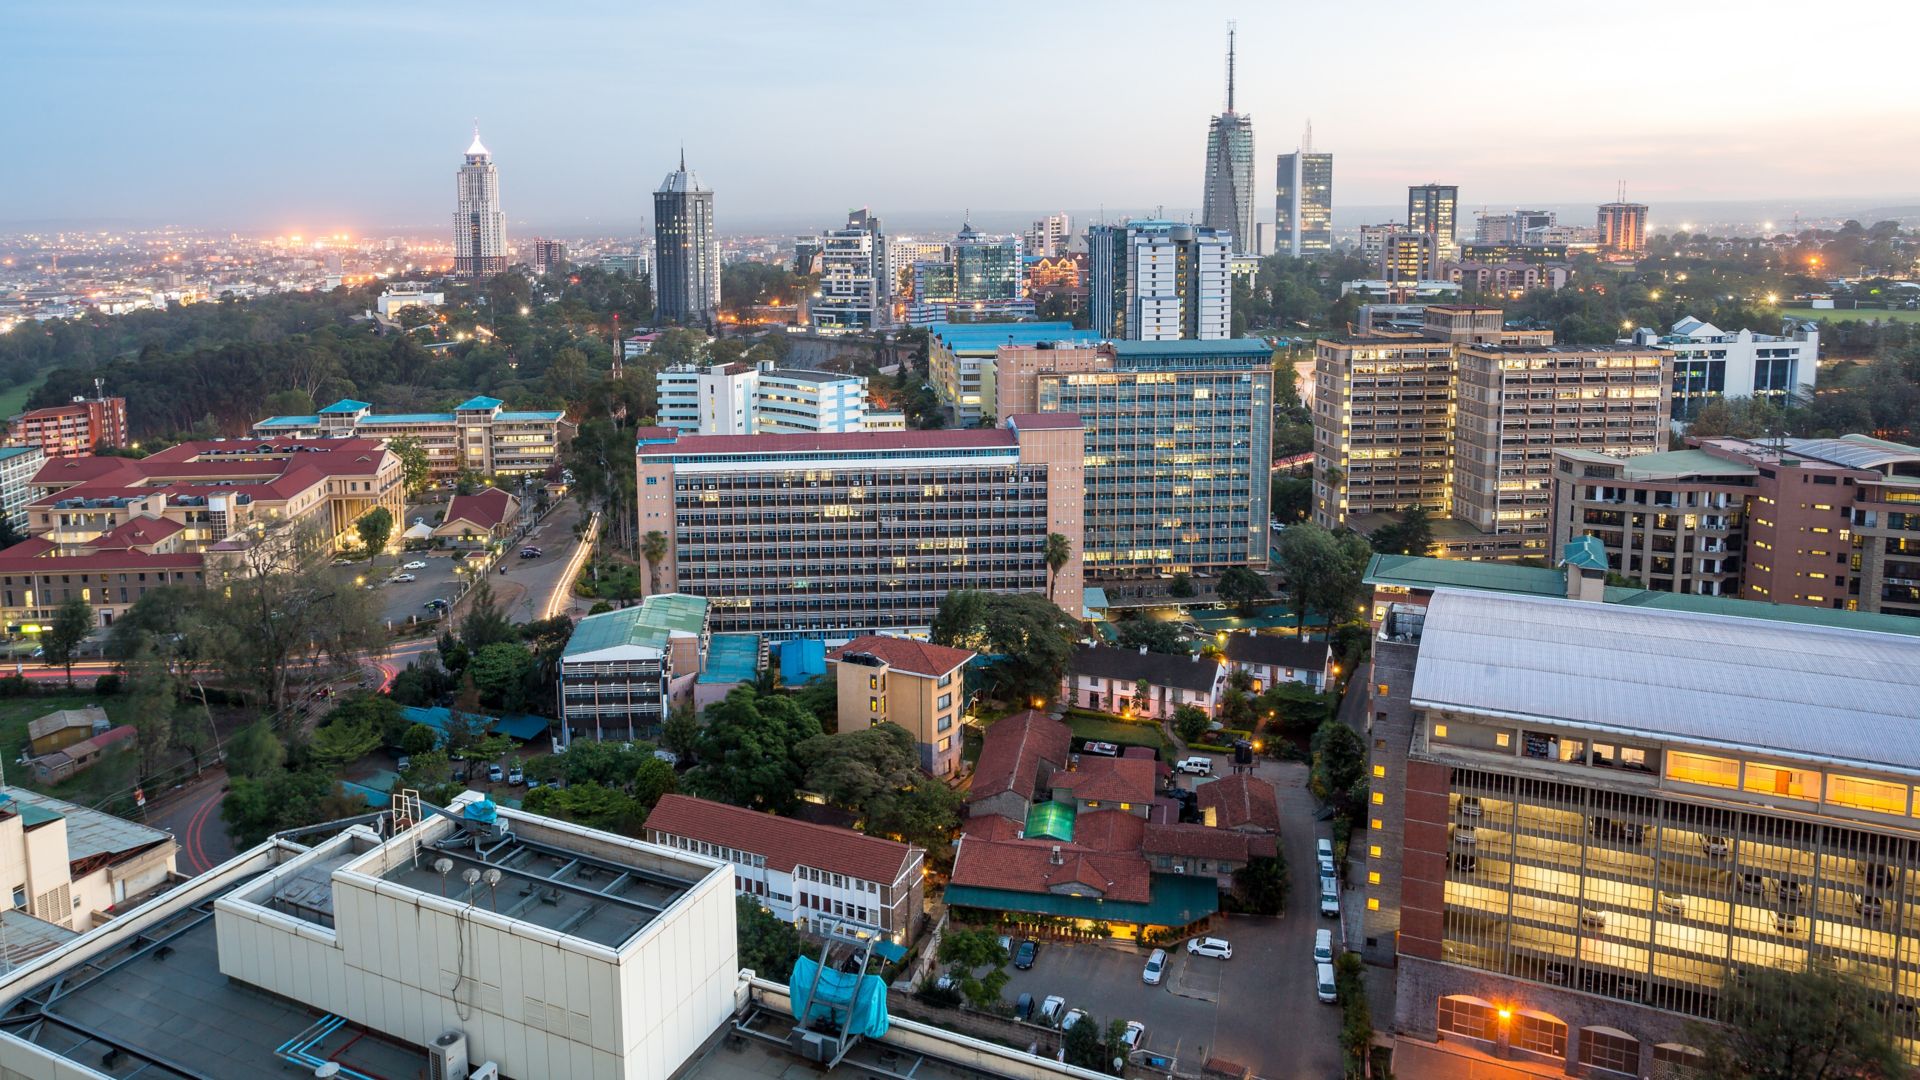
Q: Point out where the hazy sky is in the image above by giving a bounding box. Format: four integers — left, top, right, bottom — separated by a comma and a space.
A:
5, 0, 1919, 232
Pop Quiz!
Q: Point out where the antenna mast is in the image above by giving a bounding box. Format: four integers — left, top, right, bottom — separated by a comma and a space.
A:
1225, 21, 1237, 112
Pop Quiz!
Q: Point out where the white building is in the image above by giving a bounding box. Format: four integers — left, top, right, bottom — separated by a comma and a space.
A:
654, 362, 868, 436
0, 447, 44, 533
809, 210, 888, 330
452, 127, 507, 278
374, 283, 444, 320
1022, 213, 1072, 258
0, 787, 174, 928
1064, 644, 1227, 720
1087, 221, 1232, 341
1628, 315, 1819, 424
1220, 632, 1335, 692
646, 794, 927, 941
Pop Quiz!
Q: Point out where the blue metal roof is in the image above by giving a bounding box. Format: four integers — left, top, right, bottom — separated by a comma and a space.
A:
318, 399, 371, 414
928, 322, 1099, 352
1109, 338, 1274, 358
0, 447, 39, 462
497, 410, 565, 421
456, 396, 505, 411
399, 705, 550, 741
255, 415, 319, 427
364, 412, 456, 424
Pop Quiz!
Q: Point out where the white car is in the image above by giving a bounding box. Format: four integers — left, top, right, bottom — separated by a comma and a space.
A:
393, 573, 417, 583
403, 560, 427, 570
1060, 1008, 1088, 1032
1316, 962, 1338, 1004
1142, 948, 1168, 985
1038, 995, 1066, 1026
1173, 755, 1213, 776
1186, 936, 1232, 960
1120, 1021, 1147, 1051
1314, 928, 1334, 964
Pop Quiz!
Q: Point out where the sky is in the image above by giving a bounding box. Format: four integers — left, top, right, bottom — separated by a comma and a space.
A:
4, 0, 1920, 234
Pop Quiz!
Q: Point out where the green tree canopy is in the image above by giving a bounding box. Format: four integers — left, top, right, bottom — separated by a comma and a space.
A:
1115, 617, 1187, 655
929, 590, 1077, 707
1367, 506, 1435, 557
1310, 718, 1368, 817
387, 435, 431, 496
43, 597, 95, 688
1691, 958, 1904, 1080
1234, 855, 1289, 916
1217, 566, 1272, 616
355, 506, 394, 561
736, 896, 803, 982
468, 641, 534, 710
225, 718, 286, 779
798, 723, 919, 818
687, 686, 823, 812
1276, 522, 1373, 635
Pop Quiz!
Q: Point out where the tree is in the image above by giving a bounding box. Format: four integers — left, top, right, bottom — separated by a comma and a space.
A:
1257, 681, 1332, 738
1310, 718, 1368, 816
866, 775, 961, 854
123, 660, 178, 776
641, 530, 670, 596
929, 590, 1078, 707
1367, 506, 1434, 557
791, 674, 839, 734
1045, 532, 1072, 602
225, 718, 286, 779
661, 703, 700, 759
799, 724, 920, 818
686, 686, 822, 812
355, 506, 394, 563
221, 769, 353, 847
1234, 855, 1289, 916
736, 896, 803, 982
468, 641, 534, 710
937, 927, 1010, 1010
1276, 523, 1373, 636
1115, 618, 1187, 655
388, 435, 432, 496
209, 529, 382, 711
521, 781, 646, 833
1271, 474, 1313, 524
1167, 572, 1196, 599
1217, 566, 1272, 617
1173, 704, 1211, 744
1061, 1013, 1108, 1070
43, 596, 95, 688
400, 723, 438, 756
459, 579, 516, 651
1690, 959, 1903, 1080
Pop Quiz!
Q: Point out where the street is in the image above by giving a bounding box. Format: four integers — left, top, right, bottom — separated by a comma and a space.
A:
146, 771, 237, 876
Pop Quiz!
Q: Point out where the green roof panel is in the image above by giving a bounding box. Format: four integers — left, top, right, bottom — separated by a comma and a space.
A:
943, 873, 1219, 929
562, 593, 711, 658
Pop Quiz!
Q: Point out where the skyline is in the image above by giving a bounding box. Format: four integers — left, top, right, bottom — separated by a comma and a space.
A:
4, 1, 1920, 233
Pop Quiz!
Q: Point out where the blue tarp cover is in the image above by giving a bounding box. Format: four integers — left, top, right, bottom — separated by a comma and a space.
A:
400, 706, 550, 742
788, 956, 889, 1038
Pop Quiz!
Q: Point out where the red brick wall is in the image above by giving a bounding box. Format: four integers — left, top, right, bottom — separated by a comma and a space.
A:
1400, 760, 1451, 960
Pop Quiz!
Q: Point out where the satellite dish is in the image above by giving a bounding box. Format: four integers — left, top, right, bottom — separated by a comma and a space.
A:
482, 869, 503, 886
433, 858, 453, 876
462, 869, 482, 886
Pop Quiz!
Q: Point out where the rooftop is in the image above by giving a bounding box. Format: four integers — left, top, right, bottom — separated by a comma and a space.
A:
827, 635, 975, 678
636, 427, 1017, 457
1193, 774, 1282, 833
1556, 447, 1760, 478
1109, 337, 1274, 359
1003, 412, 1082, 431
563, 593, 710, 660
1220, 632, 1330, 672
927, 322, 1098, 353
439, 486, 517, 531
1070, 643, 1223, 693
646, 795, 921, 884
967, 711, 1072, 807
1410, 589, 1920, 775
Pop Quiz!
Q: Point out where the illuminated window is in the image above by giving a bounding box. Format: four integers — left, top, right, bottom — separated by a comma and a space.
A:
1744, 762, 1819, 801
1819, 774, 1906, 815
1367, 871, 1381, 885
1370, 818, 1383, 831
1368, 845, 1382, 858
1373, 765, 1386, 778
1433, 723, 1448, 738
1371, 791, 1384, 805
1667, 751, 1738, 789
1366, 897, 1379, 911
1495, 732, 1510, 748
1377, 683, 1389, 696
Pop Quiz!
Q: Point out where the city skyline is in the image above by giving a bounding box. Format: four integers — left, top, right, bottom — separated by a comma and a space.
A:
6, 1, 1919, 231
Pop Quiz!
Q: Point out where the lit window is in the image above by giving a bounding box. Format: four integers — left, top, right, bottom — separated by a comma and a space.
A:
1368, 845, 1382, 858
1433, 723, 1448, 738
1370, 818, 1383, 830
1495, 732, 1510, 748
1744, 762, 1819, 801
1367, 871, 1381, 885
1371, 792, 1384, 805
1825, 774, 1906, 815
1667, 751, 1738, 789
1372, 765, 1386, 778
1366, 897, 1379, 911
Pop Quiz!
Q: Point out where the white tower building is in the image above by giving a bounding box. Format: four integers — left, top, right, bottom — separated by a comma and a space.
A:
452, 124, 507, 279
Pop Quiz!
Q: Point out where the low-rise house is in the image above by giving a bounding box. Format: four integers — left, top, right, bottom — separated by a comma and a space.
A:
1046, 756, 1157, 817
1141, 823, 1277, 889
1195, 773, 1283, 834
644, 794, 926, 941
30, 726, 135, 784
0, 788, 175, 927
1064, 644, 1226, 719
26, 706, 108, 756
432, 487, 520, 546
826, 635, 975, 776
965, 709, 1072, 822
1220, 632, 1336, 692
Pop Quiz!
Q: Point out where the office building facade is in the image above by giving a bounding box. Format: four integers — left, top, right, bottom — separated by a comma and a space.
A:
558, 593, 709, 743
654, 153, 720, 325
1088, 221, 1232, 341
1024, 213, 1073, 258
809, 208, 888, 330
452, 128, 508, 278
1276, 138, 1334, 257
0, 447, 43, 534
1598, 200, 1649, 255
518, 237, 566, 274
252, 396, 566, 477
904, 221, 1029, 325
1201, 27, 1256, 254
1626, 316, 1818, 423
1408, 184, 1460, 265
926, 321, 1099, 425
634, 416, 1085, 639
1312, 334, 1460, 528
8, 394, 128, 459
658, 362, 869, 436
997, 338, 1273, 577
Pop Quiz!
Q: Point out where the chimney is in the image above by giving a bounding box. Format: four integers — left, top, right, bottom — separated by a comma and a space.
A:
1049, 845, 1064, 866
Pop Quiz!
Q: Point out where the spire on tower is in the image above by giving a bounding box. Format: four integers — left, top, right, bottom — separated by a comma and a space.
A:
1225, 21, 1237, 113
1302, 119, 1314, 154
466, 119, 488, 157
679, 144, 686, 172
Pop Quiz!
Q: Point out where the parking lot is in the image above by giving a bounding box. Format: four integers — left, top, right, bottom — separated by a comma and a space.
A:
334, 550, 468, 628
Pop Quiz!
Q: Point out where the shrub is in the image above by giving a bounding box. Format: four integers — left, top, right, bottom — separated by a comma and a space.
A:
92, 673, 122, 695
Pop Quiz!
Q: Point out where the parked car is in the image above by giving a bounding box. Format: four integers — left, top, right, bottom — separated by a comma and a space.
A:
526, 778, 543, 791
1451, 852, 1479, 874
393, 573, 417, 583
1867, 863, 1898, 888
403, 561, 427, 570
1774, 911, 1801, 935
507, 765, 524, 785
1120, 1021, 1147, 1051
1859, 895, 1888, 920
487, 763, 505, 783
1457, 796, 1483, 817
1313, 929, 1334, 965
1013, 993, 1034, 1021
424, 598, 449, 611
520, 547, 543, 559
1142, 948, 1168, 985
1656, 892, 1686, 917
1320, 876, 1340, 917
1316, 962, 1338, 1004
1038, 996, 1066, 1026
1737, 872, 1768, 894
1080, 741, 1120, 757
1777, 880, 1804, 905
1173, 756, 1213, 776
1316, 838, 1335, 876
1702, 835, 1732, 858
1014, 940, 1037, 970
1579, 909, 1608, 931
1452, 825, 1477, 846
395, 755, 412, 774
1060, 1008, 1088, 1032
1186, 936, 1233, 960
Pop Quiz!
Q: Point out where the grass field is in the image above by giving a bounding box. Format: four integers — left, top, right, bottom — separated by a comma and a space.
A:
1062, 710, 1174, 758
0, 372, 47, 419
0, 691, 137, 806
1783, 307, 1920, 324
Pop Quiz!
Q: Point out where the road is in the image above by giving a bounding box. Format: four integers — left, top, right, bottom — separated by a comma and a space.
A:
147, 771, 237, 876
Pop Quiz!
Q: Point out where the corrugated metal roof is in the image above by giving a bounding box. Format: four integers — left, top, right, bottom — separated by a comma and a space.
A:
562, 593, 709, 658
1784, 435, 1920, 472
1410, 590, 1920, 773
4, 789, 171, 860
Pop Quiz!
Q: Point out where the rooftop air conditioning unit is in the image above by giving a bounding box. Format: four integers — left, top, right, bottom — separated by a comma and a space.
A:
427, 1030, 469, 1080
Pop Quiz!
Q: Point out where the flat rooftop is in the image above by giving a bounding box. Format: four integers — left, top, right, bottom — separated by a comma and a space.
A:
685, 1029, 1015, 1080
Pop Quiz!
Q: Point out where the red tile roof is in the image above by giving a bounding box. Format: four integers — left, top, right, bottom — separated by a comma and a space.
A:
441, 487, 517, 532
638, 428, 1018, 456
0, 545, 203, 573
644, 794, 921, 884
967, 711, 1072, 807
1142, 823, 1276, 862
1071, 808, 1147, 853
1049, 757, 1156, 805
31, 457, 143, 488
89, 517, 185, 550
959, 813, 1027, 842
1195, 774, 1283, 833
828, 635, 975, 677
949, 837, 1152, 904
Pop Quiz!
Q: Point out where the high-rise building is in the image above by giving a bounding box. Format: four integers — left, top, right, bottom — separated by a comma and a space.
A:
927, 322, 1100, 425
996, 338, 1273, 577
1275, 123, 1333, 257
8, 392, 127, 459
1407, 183, 1460, 261
1473, 209, 1555, 245
653, 151, 719, 325
635, 417, 1085, 639
1201, 25, 1256, 254
902, 220, 1031, 325
809, 208, 888, 329
1087, 220, 1232, 341
1379, 230, 1436, 284
1023, 213, 1072, 258
0, 446, 43, 534
654, 361, 869, 435
452, 126, 507, 279
517, 237, 566, 275
1599, 195, 1650, 255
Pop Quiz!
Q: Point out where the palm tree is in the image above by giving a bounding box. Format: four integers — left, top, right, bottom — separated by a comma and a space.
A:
1045, 532, 1071, 602
642, 530, 670, 596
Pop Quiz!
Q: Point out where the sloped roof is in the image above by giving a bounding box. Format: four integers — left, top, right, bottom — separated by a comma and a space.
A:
827, 635, 975, 678
1142, 823, 1277, 862
1221, 633, 1329, 672
1070, 808, 1148, 853
967, 711, 1072, 807
646, 794, 921, 884
1070, 644, 1223, 693
949, 837, 1152, 904
562, 593, 709, 660
89, 516, 185, 551
1050, 757, 1156, 805
28, 707, 107, 742
438, 487, 517, 532
1195, 774, 1282, 833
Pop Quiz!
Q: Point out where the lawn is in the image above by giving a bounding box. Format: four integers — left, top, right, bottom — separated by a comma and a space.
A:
0, 372, 47, 420
1783, 306, 1920, 324
0, 691, 139, 807
1062, 710, 1174, 758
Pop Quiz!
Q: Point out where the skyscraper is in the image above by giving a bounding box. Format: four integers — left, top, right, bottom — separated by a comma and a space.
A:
1407, 183, 1459, 246
453, 125, 507, 279
1275, 122, 1333, 257
1088, 221, 1232, 341
1201, 24, 1256, 255
653, 151, 719, 326
809, 208, 887, 329
1598, 189, 1650, 255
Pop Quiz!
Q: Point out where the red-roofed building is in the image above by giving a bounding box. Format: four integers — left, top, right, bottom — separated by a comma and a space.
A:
1196, 773, 1283, 834
966, 710, 1073, 822
827, 635, 976, 776
434, 486, 520, 545
7, 395, 127, 459
949, 837, 1153, 905
1142, 823, 1278, 888
1047, 756, 1158, 816
644, 794, 926, 939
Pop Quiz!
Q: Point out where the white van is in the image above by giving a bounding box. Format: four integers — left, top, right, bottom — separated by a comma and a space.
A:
1319, 876, 1340, 917
1173, 755, 1213, 776
1313, 928, 1334, 964
1316, 838, 1335, 876
1316, 962, 1338, 1004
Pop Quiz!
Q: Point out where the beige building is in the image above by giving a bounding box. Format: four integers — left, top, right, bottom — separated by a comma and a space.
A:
1550, 447, 1755, 598
826, 635, 976, 777
0, 788, 175, 929
252, 396, 568, 478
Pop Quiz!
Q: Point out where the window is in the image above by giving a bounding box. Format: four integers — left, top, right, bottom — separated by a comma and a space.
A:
869, 696, 879, 713
937, 737, 951, 752
1367, 871, 1381, 885
1373, 765, 1386, 778
1366, 897, 1379, 910
937, 693, 953, 710
1368, 845, 1381, 858
1433, 723, 1448, 738
1824, 774, 1906, 815
9, 887, 21, 911
1513, 1014, 1568, 1059
1744, 762, 1818, 801
1668, 751, 1738, 789
937, 672, 953, 688
1436, 996, 1497, 1042
1371, 792, 1384, 805
1578, 1028, 1639, 1076
1370, 818, 1383, 830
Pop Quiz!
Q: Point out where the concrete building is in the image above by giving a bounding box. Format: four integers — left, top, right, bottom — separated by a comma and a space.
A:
1275, 127, 1334, 257
1626, 315, 1819, 423
1023, 213, 1072, 258
810, 209, 888, 330
1087, 220, 1232, 341
558, 593, 710, 743
0, 787, 173, 929
1200, 26, 1256, 254
1442, 260, 1570, 298
1598, 199, 1649, 255
1473, 209, 1555, 245
519, 236, 567, 274
1550, 447, 1754, 599
432, 485, 520, 546
1220, 632, 1334, 692
655, 152, 720, 325
646, 794, 926, 941
1380, 229, 1437, 283
634, 416, 1084, 640
0, 446, 44, 534
373, 283, 444, 320
996, 337, 1274, 578
8, 394, 128, 459
1362, 584, 1920, 1076
253, 395, 567, 478
826, 635, 976, 777
926, 321, 1099, 426
905, 220, 1029, 326
452, 127, 508, 278
1064, 644, 1226, 719
655, 362, 868, 436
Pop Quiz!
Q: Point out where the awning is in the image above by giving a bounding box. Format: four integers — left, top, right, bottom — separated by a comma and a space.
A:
943, 873, 1219, 928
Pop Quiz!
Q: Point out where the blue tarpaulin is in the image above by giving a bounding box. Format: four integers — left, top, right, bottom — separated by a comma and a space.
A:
399, 706, 550, 742
778, 639, 827, 684
788, 956, 889, 1038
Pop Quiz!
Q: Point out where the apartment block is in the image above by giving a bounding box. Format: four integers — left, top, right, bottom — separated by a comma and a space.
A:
1625, 316, 1819, 424
8, 395, 128, 459
1312, 334, 1458, 528
997, 338, 1273, 577
655, 361, 868, 436
0, 447, 44, 534
1450, 344, 1670, 556
558, 593, 710, 744
1087, 220, 1232, 341
634, 416, 1083, 640
252, 395, 567, 477
1550, 448, 1752, 598
1364, 585, 1920, 1075
826, 635, 976, 776
927, 321, 1098, 426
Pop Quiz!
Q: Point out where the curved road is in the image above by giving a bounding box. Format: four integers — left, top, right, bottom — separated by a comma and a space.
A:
150, 772, 237, 875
